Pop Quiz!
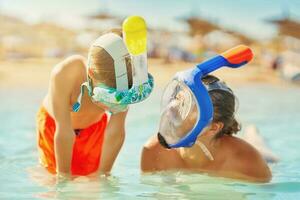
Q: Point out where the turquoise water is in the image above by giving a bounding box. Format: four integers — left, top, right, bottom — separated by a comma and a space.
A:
0, 84, 300, 199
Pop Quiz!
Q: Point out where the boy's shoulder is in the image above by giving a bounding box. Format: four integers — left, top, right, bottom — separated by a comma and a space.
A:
51, 55, 86, 79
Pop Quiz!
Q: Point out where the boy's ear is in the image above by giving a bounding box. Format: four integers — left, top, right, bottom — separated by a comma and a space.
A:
88, 68, 95, 78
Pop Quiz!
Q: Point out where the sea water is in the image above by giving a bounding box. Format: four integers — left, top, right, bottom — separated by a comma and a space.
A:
0, 84, 299, 200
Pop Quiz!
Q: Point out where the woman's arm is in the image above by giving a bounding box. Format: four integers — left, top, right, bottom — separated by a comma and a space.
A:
99, 111, 127, 174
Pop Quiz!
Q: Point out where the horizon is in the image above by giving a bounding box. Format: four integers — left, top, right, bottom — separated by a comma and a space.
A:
1, 0, 300, 40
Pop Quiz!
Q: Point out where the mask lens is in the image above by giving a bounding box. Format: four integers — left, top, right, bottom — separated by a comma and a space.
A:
159, 80, 199, 146
161, 80, 192, 120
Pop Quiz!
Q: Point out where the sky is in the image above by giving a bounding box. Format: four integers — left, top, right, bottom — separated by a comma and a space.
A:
1, 0, 300, 40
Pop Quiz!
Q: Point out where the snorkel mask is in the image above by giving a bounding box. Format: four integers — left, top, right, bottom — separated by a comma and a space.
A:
158, 45, 253, 148
73, 16, 154, 114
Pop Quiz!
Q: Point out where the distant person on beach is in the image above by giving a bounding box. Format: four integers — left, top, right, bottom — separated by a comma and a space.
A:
36, 28, 153, 180
141, 75, 273, 182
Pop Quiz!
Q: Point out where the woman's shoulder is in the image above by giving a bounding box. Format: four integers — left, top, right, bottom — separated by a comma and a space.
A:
142, 135, 171, 157
226, 136, 266, 161
141, 136, 163, 167
141, 135, 184, 172
221, 136, 272, 182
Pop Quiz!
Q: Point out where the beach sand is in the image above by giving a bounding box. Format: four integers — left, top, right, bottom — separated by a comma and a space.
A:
0, 58, 289, 90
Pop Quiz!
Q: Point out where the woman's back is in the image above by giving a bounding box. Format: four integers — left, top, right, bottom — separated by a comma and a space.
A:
141, 134, 271, 182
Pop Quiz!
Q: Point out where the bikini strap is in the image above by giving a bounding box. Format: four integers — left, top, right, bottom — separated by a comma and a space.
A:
195, 140, 214, 161
72, 82, 92, 112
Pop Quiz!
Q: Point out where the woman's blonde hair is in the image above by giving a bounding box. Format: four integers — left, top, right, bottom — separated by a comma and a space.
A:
88, 28, 133, 88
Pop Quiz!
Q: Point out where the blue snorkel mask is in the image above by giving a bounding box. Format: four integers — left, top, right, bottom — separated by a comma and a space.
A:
72, 33, 154, 114
157, 45, 253, 148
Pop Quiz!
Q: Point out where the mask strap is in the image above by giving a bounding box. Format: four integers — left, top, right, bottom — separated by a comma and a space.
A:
91, 33, 129, 91
206, 81, 233, 95
114, 58, 129, 90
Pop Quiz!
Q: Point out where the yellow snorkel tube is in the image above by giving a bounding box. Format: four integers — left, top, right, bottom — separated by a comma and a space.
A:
123, 15, 147, 55
122, 16, 149, 85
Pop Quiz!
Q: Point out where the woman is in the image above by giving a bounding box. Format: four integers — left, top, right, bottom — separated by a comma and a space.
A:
141, 75, 272, 183
36, 28, 153, 179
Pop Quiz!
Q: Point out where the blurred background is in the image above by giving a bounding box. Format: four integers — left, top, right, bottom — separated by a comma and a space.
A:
0, 0, 300, 87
